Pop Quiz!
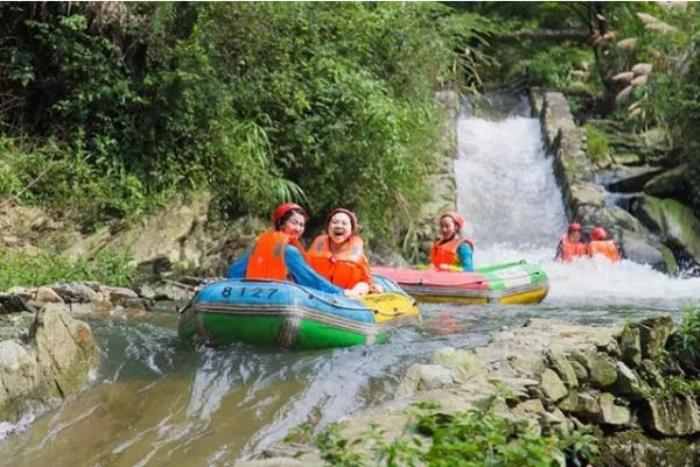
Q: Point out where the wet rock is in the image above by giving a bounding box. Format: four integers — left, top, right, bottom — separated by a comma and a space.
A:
0, 293, 37, 314
619, 325, 642, 367
599, 393, 631, 426
33, 305, 99, 397
639, 394, 700, 436
396, 364, 456, 397
431, 347, 484, 382
644, 164, 688, 199
103, 286, 139, 304
122, 297, 153, 311
51, 282, 98, 303
0, 305, 98, 422
637, 196, 700, 264
619, 230, 668, 272
606, 165, 665, 193
35, 287, 64, 304
614, 361, 646, 399
0, 340, 40, 415
540, 368, 568, 402
546, 350, 578, 388
637, 316, 673, 359
139, 282, 194, 302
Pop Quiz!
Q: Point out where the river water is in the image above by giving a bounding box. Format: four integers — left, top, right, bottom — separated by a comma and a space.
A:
1, 96, 698, 466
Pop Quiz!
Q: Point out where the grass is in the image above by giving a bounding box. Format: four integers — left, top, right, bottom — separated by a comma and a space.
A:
0, 250, 138, 291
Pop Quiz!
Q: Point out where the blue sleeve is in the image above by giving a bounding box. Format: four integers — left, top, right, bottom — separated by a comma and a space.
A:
284, 246, 344, 295
226, 251, 250, 278
457, 243, 474, 272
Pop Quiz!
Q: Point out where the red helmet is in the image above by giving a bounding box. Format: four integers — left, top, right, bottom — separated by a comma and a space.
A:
441, 211, 465, 232
591, 227, 607, 241
325, 208, 358, 233
568, 222, 583, 233
272, 203, 308, 226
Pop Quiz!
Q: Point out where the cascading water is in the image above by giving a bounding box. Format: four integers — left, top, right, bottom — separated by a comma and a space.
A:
456, 94, 700, 307
1, 94, 698, 466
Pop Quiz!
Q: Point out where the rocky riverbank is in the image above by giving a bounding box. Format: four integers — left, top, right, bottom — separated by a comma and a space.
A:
0, 280, 192, 429
239, 315, 700, 466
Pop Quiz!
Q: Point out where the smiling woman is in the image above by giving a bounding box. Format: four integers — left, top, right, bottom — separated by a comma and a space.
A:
307, 208, 377, 296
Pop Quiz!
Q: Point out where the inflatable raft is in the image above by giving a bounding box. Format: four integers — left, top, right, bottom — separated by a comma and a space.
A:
178, 276, 419, 349
373, 261, 548, 305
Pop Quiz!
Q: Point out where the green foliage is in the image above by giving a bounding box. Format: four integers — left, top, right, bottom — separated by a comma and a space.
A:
584, 124, 611, 165
0, 3, 495, 239
314, 396, 599, 467
511, 43, 597, 93
0, 250, 138, 291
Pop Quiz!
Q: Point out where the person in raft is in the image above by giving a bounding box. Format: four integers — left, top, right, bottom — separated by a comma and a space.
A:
587, 227, 622, 262
554, 222, 588, 262
306, 208, 380, 297
226, 203, 345, 295
429, 211, 475, 272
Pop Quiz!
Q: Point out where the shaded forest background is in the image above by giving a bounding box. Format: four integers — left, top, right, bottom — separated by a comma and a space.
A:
1, 2, 699, 241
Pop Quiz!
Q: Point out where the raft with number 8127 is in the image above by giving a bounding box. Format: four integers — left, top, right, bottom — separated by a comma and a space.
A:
373, 260, 549, 305
177, 276, 420, 350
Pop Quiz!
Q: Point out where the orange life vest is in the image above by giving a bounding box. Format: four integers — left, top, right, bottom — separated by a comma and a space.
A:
587, 240, 621, 262
430, 236, 475, 269
557, 234, 587, 262
245, 230, 299, 281
307, 235, 371, 289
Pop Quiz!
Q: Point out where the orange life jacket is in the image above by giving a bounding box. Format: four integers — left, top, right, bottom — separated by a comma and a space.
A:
557, 234, 587, 262
430, 236, 475, 269
587, 240, 621, 262
307, 235, 371, 289
245, 230, 299, 281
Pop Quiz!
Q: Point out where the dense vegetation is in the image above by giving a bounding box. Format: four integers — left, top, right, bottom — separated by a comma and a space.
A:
0, 2, 493, 238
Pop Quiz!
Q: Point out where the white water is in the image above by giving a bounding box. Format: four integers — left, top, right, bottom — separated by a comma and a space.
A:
455, 101, 700, 306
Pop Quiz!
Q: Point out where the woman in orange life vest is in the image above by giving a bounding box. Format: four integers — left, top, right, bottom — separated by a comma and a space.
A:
226, 203, 345, 295
306, 208, 379, 297
587, 227, 622, 262
554, 222, 588, 262
429, 211, 475, 272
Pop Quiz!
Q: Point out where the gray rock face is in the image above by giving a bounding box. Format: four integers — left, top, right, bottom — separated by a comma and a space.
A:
644, 164, 688, 199
640, 394, 700, 436
619, 325, 642, 368
572, 350, 618, 388
0, 305, 98, 421
620, 230, 668, 272
637, 196, 700, 265
637, 316, 673, 359
614, 361, 646, 399
606, 165, 666, 193
540, 368, 568, 401
546, 351, 579, 389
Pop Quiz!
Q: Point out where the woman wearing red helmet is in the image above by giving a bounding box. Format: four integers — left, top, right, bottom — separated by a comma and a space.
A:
429, 211, 475, 271
307, 208, 377, 297
587, 227, 621, 262
226, 203, 344, 294
554, 222, 588, 262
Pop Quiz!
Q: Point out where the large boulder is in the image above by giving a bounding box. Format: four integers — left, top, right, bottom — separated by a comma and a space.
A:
639, 394, 700, 436
636, 196, 700, 265
0, 305, 98, 421
637, 316, 673, 360
606, 165, 666, 193
619, 230, 668, 272
644, 164, 688, 199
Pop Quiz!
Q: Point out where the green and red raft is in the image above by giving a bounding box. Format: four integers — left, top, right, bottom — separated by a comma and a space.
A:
373, 260, 548, 305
